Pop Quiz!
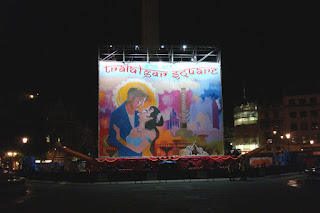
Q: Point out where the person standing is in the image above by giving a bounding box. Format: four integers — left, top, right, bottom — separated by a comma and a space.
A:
228, 164, 235, 181
239, 161, 247, 181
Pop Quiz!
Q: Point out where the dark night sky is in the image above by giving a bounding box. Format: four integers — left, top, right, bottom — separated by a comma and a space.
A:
1, 0, 320, 128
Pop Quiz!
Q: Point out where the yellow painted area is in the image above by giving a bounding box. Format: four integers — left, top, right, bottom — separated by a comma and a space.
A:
101, 119, 108, 128
153, 128, 175, 156
115, 81, 157, 108
142, 144, 153, 157
99, 91, 105, 101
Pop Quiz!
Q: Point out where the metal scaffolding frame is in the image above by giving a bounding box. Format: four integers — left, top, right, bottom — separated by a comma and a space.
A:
99, 45, 220, 63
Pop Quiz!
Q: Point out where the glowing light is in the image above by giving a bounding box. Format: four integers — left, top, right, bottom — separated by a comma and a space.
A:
182, 45, 187, 50
8, 152, 17, 157
287, 179, 301, 188
234, 110, 258, 126
273, 130, 277, 135
29, 94, 34, 99
22, 137, 28, 144
310, 140, 314, 145
234, 117, 258, 126
236, 144, 259, 152
286, 133, 291, 139
161, 45, 164, 48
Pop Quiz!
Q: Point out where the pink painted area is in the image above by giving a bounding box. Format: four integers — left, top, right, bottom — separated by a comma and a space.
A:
158, 90, 194, 115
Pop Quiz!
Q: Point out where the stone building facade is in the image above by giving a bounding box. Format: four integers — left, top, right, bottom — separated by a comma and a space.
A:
234, 94, 320, 154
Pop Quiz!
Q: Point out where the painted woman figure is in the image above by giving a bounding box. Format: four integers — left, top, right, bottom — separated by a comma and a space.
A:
113, 106, 164, 156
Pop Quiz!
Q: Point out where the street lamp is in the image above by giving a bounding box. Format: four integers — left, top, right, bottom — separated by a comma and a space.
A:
310, 140, 315, 154
271, 130, 279, 165
22, 137, 28, 144
285, 133, 291, 151
7, 152, 17, 157
7, 152, 17, 171
285, 133, 291, 139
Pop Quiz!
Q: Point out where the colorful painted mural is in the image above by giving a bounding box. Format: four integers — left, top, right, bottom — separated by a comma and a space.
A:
98, 61, 223, 157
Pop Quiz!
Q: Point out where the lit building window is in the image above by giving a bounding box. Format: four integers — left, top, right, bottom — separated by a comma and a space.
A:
311, 122, 319, 130
302, 136, 309, 144
46, 135, 50, 143
235, 143, 259, 153
235, 137, 259, 153
234, 111, 258, 126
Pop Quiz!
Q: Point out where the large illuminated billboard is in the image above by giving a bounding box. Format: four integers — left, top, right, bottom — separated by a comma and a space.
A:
98, 61, 223, 157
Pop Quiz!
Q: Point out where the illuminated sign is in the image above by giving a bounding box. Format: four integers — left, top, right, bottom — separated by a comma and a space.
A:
98, 61, 223, 157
